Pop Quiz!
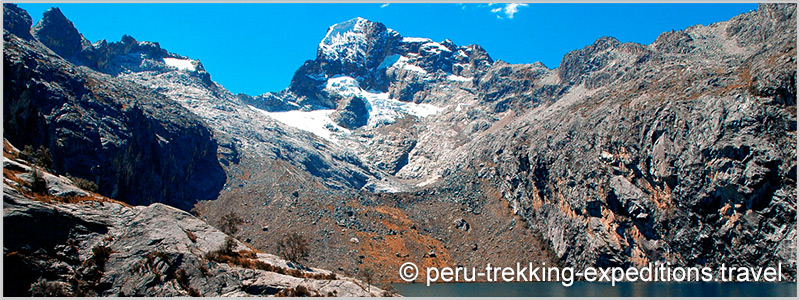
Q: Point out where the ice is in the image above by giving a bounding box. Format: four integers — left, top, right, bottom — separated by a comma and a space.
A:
325, 76, 362, 97
163, 57, 196, 71
323, 76, 442, 127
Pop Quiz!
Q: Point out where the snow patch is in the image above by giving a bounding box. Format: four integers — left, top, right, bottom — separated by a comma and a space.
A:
403, 64, 427, 74
402, 37, 432, 43
325, 76, 362, 97
378, 55, 426, 74
447, 74, 473, 82
163, 58, 196, 71
421, 42, 451, 54
251, 106, 348, 141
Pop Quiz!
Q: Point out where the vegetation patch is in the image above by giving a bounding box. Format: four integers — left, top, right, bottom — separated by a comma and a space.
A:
205, 237, 336, 281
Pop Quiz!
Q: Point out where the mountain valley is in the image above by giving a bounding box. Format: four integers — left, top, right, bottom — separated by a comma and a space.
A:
3, 3, 797, 296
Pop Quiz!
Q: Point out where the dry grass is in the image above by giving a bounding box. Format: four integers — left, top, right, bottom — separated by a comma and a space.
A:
205, 246, 337, 281
185, 231, 198, 243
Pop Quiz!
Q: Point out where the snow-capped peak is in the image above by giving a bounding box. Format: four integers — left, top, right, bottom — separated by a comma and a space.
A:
318, 17, 373, 64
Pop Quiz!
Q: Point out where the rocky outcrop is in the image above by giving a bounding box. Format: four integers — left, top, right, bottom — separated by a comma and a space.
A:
4, 8, 226, 210
3, 4, 32, 39
3, 147, 386, 297
331, 95, 369, 129
32, 7, 84, 59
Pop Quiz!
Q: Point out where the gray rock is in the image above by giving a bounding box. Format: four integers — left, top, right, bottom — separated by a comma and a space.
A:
3, 3, 32, 39
32, 7, 83, 59
3, 161, 385, 297
331, 95, 369, 129
453, 218, 470, 232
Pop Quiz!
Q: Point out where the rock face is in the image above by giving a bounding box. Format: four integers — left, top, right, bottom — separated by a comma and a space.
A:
3, 146, 385, 297
444, 3, 796, 275
3, 5, 225, 210
32, 7, 83, 59
331, 95, 369, 129
3, 4, 32, 39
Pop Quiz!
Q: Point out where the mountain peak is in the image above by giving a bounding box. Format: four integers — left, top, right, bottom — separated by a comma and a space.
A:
320, 17, 376, 47
316, 17, 399, 68
32, 7, 84, 59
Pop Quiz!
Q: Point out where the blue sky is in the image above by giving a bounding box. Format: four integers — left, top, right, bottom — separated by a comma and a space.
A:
18, 3, 757, 95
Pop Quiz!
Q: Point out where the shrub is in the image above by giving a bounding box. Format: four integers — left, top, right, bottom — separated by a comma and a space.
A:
29, 278, 72, 297
218, 213, 244, 236
92, 244, 113, 270
21, 145, 33, 159
34, 145, 53, 169
276, 285, 312, 297
221, 236, 237, 255
294, 285, 310, 297
29, 168, 48, 195
22, 145, 53, 169
358, 266, 375, 293
238, 249, 257, 259
276, 232, 309, 264
68, 176, 98, 193
204, 237, 237, 263
205, 237, 338, 281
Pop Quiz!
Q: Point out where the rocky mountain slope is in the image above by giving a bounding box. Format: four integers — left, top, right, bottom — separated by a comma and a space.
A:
3, 2, 796, 289
3, 6, 225, 210
447, 3, 797, 273
223, 4, 796, 280
3, 139, 386, 296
